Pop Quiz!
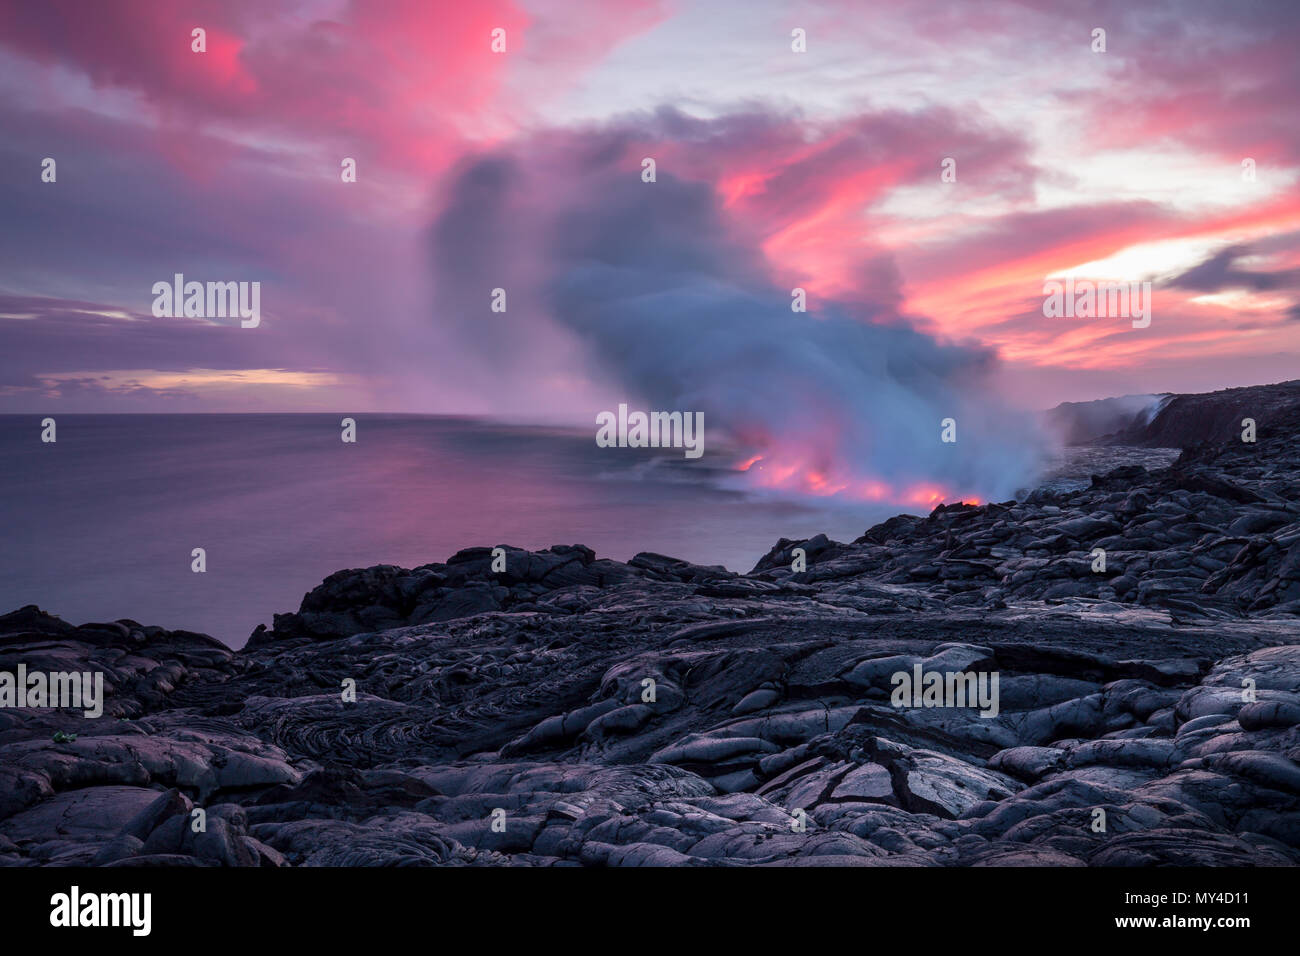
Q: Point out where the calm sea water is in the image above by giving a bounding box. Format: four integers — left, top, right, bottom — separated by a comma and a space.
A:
0, 415, 903, 647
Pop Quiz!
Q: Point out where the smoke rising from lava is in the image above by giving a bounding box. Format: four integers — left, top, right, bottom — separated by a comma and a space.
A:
429, 116, 1047, 505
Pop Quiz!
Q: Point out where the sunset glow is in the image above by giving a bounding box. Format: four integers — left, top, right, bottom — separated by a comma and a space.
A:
2, 0, 1298, 506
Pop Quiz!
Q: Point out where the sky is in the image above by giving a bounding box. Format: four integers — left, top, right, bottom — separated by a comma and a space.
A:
1, 0, 1299, 424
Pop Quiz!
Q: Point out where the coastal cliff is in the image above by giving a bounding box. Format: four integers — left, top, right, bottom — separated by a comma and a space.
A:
3, 381, 1299, 867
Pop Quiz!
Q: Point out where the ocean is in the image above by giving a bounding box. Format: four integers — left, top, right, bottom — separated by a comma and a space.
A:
0, 414, 904, 648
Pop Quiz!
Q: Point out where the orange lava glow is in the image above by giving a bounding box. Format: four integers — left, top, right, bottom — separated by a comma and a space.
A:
734, 454, 981, 510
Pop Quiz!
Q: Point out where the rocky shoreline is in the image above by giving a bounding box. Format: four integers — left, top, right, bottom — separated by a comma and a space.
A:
3, 381, 1299, 867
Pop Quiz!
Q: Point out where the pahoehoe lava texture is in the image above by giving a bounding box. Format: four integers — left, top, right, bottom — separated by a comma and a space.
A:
3, 382, 1300, 867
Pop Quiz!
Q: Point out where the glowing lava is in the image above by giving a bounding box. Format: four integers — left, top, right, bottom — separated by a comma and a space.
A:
733, 454, 981, 509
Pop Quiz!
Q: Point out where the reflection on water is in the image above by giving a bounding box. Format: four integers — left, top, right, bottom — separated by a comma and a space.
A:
0, 414, 900, 647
